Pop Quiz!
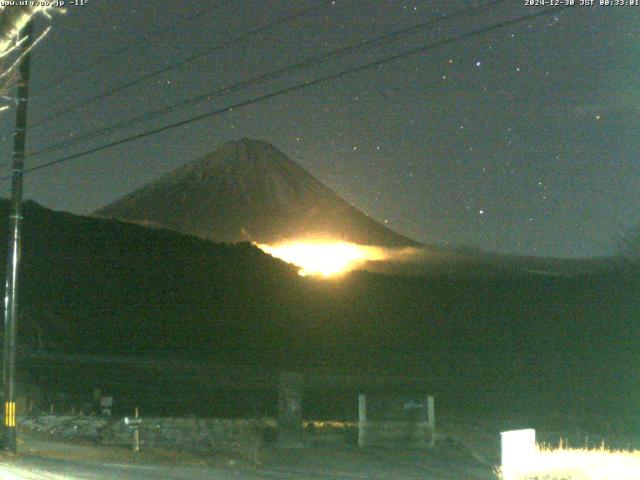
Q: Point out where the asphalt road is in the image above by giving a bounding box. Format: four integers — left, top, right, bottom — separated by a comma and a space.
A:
0, 457, 251, 480
0, 444, 496, 480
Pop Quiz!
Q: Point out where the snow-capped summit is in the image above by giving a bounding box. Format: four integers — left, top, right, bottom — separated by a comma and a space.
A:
95, 138, 420, 247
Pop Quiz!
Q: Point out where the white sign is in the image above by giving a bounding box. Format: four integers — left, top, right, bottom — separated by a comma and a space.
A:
501, 428, 536, 472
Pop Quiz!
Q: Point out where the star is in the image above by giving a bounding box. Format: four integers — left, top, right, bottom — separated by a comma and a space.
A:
23, 0, 629, 260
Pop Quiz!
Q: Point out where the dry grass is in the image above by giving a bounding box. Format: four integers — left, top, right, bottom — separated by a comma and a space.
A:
497, 444, 640, 480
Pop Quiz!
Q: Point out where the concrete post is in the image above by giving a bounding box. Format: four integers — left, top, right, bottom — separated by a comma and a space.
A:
358, 394, 367, 447
277, 371, 304, 448
426, 395, 435, 446
133, 407, 140, 452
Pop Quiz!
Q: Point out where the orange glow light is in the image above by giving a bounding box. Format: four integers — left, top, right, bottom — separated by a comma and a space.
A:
257, 241, 389, 277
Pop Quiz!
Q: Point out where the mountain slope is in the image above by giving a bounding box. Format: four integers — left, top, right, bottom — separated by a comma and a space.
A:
0, 200, 637, 422
95, 138, 420, 247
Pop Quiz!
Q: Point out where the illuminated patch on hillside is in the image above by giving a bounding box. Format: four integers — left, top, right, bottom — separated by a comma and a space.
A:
257, 241, 389, 277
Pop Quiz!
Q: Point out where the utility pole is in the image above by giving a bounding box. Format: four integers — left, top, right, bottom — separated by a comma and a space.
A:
2, 19, 33, 452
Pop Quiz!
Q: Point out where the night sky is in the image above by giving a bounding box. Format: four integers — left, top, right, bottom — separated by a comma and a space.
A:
1, 0, 638, 258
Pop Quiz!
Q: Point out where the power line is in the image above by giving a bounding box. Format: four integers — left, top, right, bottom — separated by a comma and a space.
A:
31, 1, 232, 94
25, 0, 332, 131
26, 0, 507, 160
20, 5, 567, 176
9, 6, 568, 180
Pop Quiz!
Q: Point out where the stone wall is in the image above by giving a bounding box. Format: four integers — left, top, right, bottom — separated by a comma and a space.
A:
19, 414, 269, 455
